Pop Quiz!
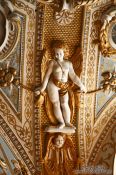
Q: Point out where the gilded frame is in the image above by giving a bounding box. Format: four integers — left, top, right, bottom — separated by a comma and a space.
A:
100, 10, 116, 57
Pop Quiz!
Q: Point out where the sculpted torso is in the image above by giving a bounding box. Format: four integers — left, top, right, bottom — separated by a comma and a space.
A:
49, 59, 70, 82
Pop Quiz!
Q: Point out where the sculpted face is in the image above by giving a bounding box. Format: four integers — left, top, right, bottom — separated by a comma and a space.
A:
54, 48, 64, 61
54, 135, 65, 148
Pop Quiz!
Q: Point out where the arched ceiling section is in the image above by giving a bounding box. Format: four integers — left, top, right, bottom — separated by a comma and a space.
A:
0, 0, 115, 174
0, 121, 36, 175
0, 0, 37, 174
88, 124, 116, 175
79, 0, 116, 163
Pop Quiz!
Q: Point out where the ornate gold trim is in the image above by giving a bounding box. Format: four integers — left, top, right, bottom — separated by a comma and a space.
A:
81, 1, 114, 163
100, 10, 116, 57
0, 4, 21, 61
0, 119, 36, 175
88, 119, 116, 164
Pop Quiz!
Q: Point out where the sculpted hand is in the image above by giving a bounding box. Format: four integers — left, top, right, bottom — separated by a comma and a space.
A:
80, 85, 87, 93
35, 90, 41, 96
34, 87, 44, 96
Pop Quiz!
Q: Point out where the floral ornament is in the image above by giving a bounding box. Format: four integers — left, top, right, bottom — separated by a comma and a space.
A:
100, 69, 116, 93
0, 65, 19, 88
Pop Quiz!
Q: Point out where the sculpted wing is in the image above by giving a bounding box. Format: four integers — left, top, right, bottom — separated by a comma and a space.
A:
44, 136, 57, 175
70, 46, 83, 77
41, 49, 52, 81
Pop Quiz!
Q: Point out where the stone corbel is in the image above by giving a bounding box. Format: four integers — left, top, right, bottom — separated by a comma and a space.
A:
0, 0, 21, 62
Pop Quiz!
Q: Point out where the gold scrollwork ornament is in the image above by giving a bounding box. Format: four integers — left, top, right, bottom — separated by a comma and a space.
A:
0, 0, 21, 61
100, 11, 116, 57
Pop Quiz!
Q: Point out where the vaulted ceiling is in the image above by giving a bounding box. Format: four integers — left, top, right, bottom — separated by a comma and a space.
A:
0, 0, 115, 175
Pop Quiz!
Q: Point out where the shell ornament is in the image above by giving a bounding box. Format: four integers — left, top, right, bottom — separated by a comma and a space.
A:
55, 9, 74, 26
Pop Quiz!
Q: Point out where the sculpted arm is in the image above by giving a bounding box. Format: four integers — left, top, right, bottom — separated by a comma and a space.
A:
69, 62, 86, 92
36, 61, 53, 94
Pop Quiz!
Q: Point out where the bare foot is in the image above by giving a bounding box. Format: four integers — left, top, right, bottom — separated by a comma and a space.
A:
66, 123, 76, 129
57, 123, 65, 129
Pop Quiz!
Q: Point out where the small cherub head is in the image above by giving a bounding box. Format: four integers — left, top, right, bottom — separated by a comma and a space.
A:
53, 134, 66, 148
51, 40, 69, 60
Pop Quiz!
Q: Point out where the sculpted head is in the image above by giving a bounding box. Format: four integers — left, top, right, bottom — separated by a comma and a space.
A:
51, 40, 69, 60
53, 134, 65, 148
54, 48, 64, 61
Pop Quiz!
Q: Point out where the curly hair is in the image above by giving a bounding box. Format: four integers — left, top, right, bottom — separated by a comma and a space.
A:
51, 40, 69, 58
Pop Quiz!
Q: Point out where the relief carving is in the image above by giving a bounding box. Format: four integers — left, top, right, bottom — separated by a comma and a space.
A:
43, 134, 77, 175
100, 69, 116, 93
37, 0, 99, 26
34, 40, 86, 173
11, 159, 29, 175
0, 10, 6, 47
0, 0, 21, 61
0, 64, 19, 89
89, 125, 116, 175
35, 40, 86, 133
0, 157, 29, 175
100, 11, 116, 56
0, 157, 7, 175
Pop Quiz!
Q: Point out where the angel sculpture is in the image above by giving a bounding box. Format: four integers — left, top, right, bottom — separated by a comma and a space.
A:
35, 40, 86, 131
43, 134, 77, 175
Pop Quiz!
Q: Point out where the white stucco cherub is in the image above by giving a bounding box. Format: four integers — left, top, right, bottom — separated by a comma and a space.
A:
35, 40, 86, 129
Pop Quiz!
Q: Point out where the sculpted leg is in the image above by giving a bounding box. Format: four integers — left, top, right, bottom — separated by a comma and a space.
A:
60, 93, 75, 129
60, 93, 70, 123
47, 81, 65, 128
52, 101, 65, 128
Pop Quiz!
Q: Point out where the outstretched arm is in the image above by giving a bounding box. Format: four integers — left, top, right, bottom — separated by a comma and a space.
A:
69, 62, 86, 92
35, 60, 53, 94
